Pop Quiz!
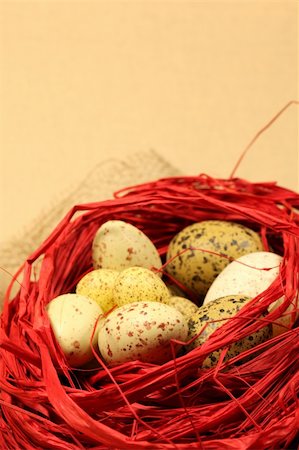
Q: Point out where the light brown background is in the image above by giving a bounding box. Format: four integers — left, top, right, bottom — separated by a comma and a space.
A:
0, 1, 298, 244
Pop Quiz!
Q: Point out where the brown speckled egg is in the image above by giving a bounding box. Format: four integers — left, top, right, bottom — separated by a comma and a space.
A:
76, 269, 119, 313
166, 220, 264, 298
187, 295, 272, 368
46, 294, 103, 367
163, 296, 198, 319
98, 301, 188, 365
113, 267, 170, 307
92, 220, 162, 275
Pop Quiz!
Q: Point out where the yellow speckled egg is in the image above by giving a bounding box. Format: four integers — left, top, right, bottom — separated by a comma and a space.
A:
163, 296, 198, 319
113, 267, 170, 307
98, 301, 188, 365
76, 269, 119, 313
46, 294, 103, 367
187, 295, 272, 368
166, 220, 264, 298
92, 220, 162, 275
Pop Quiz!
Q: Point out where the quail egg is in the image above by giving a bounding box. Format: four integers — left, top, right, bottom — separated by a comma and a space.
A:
98, 301, 188, 365
113, 266, 170, 307
166, 220, 264, 299
187, 294, 272, 368
92, 220, 162, 275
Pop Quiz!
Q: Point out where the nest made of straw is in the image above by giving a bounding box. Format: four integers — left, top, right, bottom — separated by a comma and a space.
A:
1, 174, 299, 450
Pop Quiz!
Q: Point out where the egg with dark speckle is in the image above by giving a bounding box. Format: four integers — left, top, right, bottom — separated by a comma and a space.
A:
166, 220, 264, 299
187, 294, 272, 368
203, 251, 295, 337
113, 267, 170, 307
98, 301, 188, 365
76, 269, 119, 313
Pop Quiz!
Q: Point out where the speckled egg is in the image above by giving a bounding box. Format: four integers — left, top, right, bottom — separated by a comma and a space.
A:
163, 296, 198, 319
166, 220, 264, 299
187, 295, 272, 368
98, 301, 188, 365
92, 220, 162, 275
46, 294, 103, 367
76, 269, 119, 313
113, 267, 170, 307
202, 251, 292, 337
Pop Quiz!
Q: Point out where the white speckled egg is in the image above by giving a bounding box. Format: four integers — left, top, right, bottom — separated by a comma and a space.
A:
113, 266, 170, 307
202, 251, 292, 337
92, 220, 162, 275
163, 296, 198, 319
187, 295, 272, 368
76, 269, 119, 313
204, 252, 282, 304
166, 220, 264, 299
98, 301, 188, 365
46, 293, 103, 367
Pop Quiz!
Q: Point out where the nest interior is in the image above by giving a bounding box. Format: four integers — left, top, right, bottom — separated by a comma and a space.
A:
1, 175, 299, 450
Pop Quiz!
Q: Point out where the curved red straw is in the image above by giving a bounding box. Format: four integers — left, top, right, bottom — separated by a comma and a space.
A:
230, 100, 299, 179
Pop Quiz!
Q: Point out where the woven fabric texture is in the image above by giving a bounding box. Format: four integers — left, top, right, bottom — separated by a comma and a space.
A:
0, 150, 180, 308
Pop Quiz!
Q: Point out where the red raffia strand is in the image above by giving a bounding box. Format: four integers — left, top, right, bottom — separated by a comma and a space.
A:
1, 175, 299, 450
230, 100, 299, 178
1, 105, 299, 449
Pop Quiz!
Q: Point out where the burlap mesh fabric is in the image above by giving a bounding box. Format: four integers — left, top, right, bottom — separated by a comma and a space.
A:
0, 151, 180, 309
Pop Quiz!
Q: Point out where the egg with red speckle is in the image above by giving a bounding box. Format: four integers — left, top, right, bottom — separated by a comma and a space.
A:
98, 301, 188, 365
46, 294, 103, 367
92, 220, 162, 275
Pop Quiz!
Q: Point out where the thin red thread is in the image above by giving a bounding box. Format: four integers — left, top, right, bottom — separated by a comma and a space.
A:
230, 100, 299, 178
1, 156, 299, 448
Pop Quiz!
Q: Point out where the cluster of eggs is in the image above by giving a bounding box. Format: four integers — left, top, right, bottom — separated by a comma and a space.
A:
46, 219, 290, 369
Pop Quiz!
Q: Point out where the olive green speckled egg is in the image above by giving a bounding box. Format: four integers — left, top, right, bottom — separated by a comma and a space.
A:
166, 220, 264, 299
187, 295, 272, 368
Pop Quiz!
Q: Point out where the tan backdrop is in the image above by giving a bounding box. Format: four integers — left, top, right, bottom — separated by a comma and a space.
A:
0, 1, 298, 246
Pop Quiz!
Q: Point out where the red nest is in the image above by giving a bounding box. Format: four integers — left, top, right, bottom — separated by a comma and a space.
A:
1, 174, 299, 450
